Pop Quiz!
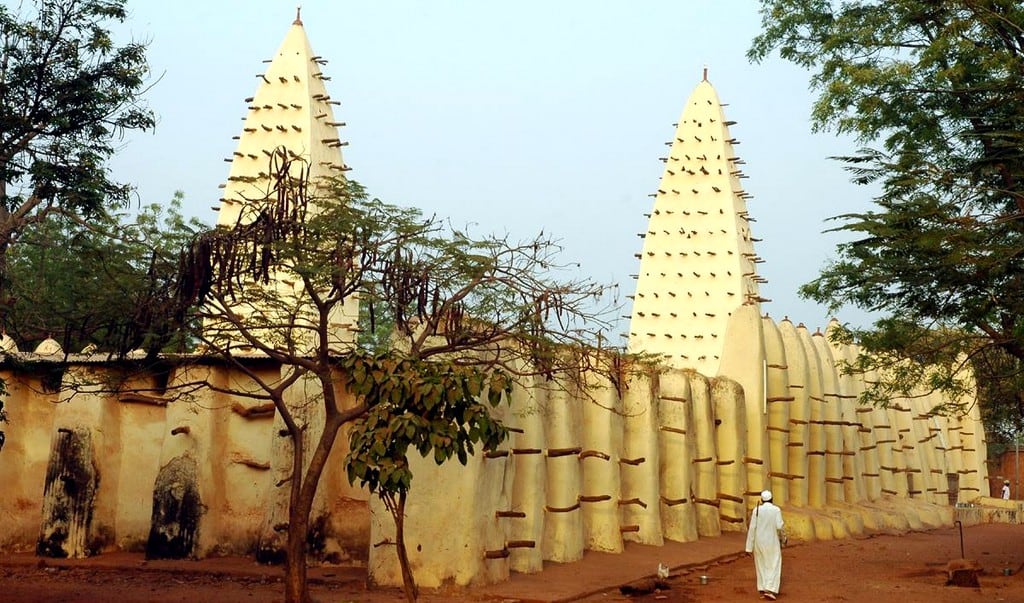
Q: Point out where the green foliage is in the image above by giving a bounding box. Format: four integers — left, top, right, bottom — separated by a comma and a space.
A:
0, 0, 156, 357
176, 155, 610, 603
828, 319, 978, 413
356, 297, 394, 353
4, 193, 205, 355
342, 351, 511, 496
0, 0, 153, 215
751, 1, 1024, 416
970, 345, 1024, 452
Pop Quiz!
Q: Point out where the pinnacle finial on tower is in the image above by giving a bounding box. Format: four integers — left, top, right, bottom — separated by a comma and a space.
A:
703, 65, 708, 81
294, 6, 302, 25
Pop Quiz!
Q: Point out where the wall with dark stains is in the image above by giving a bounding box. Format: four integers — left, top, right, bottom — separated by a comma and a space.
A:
0, 350, 370, 564
0, 328, 990, 590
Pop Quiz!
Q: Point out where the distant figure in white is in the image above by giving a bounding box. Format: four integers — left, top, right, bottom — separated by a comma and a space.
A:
745, 490, 784, 600
1003, 480, 1011, 500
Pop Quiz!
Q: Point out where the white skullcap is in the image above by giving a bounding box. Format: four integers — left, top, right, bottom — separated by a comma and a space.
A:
760, 490, 773, 502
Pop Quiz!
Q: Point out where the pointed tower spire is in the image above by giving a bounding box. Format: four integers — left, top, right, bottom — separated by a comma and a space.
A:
215, 15, 348, 229
627, 78, 763, 374
209, 14, 358, 350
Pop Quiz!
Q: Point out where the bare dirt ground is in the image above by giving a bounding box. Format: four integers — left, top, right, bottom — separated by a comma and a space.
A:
594, 523, 1024, 603
0, 523, 1022, 602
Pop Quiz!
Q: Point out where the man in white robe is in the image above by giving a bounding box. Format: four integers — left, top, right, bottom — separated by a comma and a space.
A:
745, 489, 783, 600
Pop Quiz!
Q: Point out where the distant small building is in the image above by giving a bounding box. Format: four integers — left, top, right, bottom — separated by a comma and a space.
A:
989, 449, 1023, 499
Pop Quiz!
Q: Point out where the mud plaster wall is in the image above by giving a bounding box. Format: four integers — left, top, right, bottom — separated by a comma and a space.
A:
0, 359, 369, 562
0, 315, 990, 586
367, 314, 989, 589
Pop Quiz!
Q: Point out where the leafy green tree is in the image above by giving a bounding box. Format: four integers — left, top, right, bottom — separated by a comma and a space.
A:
4, 194, 205, 356
974, 347, 1024, 454
0, 0, 153, 308
174, 152, 612, 603
749, 0, 1024, 416
344, 357, 510, 602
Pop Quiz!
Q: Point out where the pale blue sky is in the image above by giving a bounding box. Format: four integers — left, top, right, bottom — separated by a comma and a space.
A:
111, 1, 875, 340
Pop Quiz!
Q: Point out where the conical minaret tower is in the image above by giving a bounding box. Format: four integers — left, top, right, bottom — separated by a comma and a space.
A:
216, 10, 349, 225
207, 11, 358, 350
627, 74, 764, 375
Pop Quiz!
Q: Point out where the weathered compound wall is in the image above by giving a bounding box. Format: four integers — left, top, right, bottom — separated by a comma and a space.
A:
0, 318, 988, 589
0, 345, 370, 563
367, 314, 987, 588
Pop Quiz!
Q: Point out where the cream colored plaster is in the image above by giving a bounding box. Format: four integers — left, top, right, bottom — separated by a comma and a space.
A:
711, 378, 747, 530
0, 370, 58, 551
872, 389, 903, 499
627, 78, 761, 376
838, 342, 883, 503
620, 369, 664, 545
954, 390, 988, 500
368, 448, 513, 588
0, 350, 983, 586
717, 304, 768, 502
761, 316, 791, 504
506, 373, 546, 574
776, 319, 810, 508
211, 366, 275, 553
481, 455, 517, 585
108, 375, 167, 551
809, 330, 846, 505
938, 416, 965, 503
917, 389, 948, 505
933, 413, 961, 502
216, 18, 348, 227
259, 369, 330, 555
688, 373, 722, 537
780, 508, 823, 544
795, 325, 828, 509
483, 389, 518, 586
206, 17, 358, 353
889, 399, 916, 500
320, 380, 372, 562
904, 393, 933, 502
580, 368, 625, 552
43, 368, 109, 557
964, 375, 990, 497
0, 48, 997, 588
91, 375, 128, 551
34, 337, 62, 356
825, 328, 867, 504
540, 381, 585, 562
656, 369, 698, 542
0, 332, 17, 352
369, 380, 517, 589
155, 366, 217, 556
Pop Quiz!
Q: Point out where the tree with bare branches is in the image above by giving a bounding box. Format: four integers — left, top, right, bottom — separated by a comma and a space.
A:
173, 151, 615, 603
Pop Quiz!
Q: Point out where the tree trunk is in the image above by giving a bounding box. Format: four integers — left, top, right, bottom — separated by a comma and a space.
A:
279, 406, 344, 603
283, 502, 311, 603
391, 491, 419, 603
282, 425, 312, 603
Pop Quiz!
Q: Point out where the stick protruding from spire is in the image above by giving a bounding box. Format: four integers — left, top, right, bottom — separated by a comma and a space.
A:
294, 6, 302, 25
703, 65, 708, 81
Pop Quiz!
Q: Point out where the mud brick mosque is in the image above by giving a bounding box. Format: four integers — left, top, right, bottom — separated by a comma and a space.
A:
0, 14, 989, 589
